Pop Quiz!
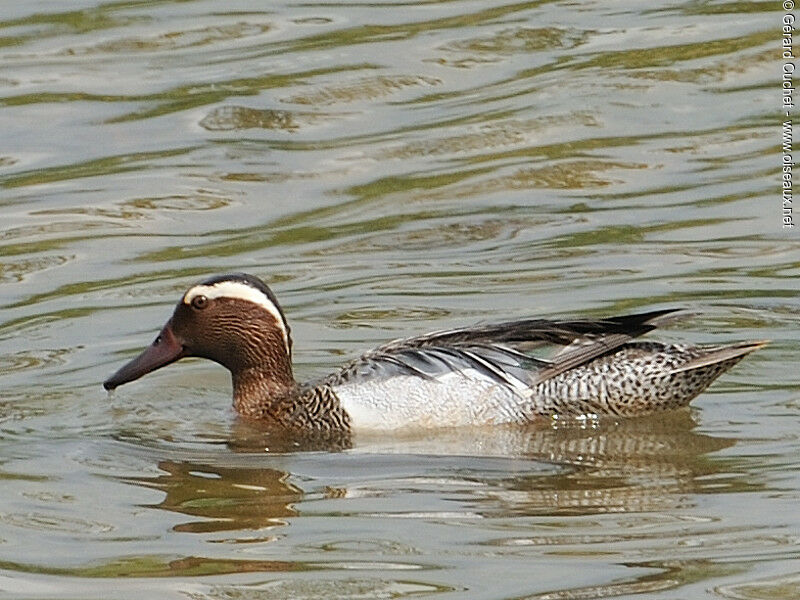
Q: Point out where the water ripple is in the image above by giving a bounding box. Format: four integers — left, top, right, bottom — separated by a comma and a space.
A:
0, 1, 793, 599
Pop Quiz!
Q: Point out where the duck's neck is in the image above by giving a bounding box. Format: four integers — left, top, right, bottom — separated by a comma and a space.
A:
232, 364, 298, 419
226, 332, 298, 418
231, 367, 350, 431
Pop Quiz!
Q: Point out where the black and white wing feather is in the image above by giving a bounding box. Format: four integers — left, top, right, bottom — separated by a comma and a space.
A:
321, 309, 681, 390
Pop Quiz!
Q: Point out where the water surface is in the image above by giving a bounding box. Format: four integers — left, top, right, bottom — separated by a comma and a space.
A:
0, 1, 797, 599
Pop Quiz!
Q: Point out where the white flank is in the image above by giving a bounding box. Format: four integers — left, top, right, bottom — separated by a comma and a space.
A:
336, 369, 525, 430
183, 281, 290, 353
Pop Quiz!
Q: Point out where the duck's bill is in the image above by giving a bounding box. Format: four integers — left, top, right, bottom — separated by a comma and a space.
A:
103, 322, 185, 390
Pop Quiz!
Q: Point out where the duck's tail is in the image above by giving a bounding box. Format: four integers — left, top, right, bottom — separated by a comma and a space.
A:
532, 340, 767, 418
669, 340, 769, 374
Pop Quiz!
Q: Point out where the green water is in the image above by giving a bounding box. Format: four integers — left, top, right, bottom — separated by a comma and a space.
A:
1, 1, 797, 598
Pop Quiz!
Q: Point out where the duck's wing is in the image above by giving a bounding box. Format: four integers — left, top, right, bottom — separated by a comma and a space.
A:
323, 341, 547, 392
322, 309, 682, 389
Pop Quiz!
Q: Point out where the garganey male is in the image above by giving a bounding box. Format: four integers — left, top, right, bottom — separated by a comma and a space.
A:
103, 273, 766, 431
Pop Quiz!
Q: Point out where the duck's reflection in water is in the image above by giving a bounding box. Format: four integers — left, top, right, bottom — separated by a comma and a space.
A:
128, 461, 302, 535
129, 410, 737, 536
345, 410, 738, 516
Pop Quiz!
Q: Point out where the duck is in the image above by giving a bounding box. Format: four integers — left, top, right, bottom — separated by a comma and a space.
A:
103, 273, 767, 432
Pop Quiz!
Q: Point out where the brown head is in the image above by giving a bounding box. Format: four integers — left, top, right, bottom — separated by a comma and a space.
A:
103, 274, 295, 412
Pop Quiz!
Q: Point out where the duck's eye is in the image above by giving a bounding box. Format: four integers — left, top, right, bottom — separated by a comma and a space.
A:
191, 295, 209, 310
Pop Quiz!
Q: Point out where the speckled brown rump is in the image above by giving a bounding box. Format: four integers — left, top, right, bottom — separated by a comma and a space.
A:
530, 342, 756, 418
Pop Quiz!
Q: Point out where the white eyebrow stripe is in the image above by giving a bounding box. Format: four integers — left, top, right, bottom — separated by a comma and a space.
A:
183, 281, 290, 354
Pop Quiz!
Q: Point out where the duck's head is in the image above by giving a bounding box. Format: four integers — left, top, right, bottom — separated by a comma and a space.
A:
103, 273, 293, 393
